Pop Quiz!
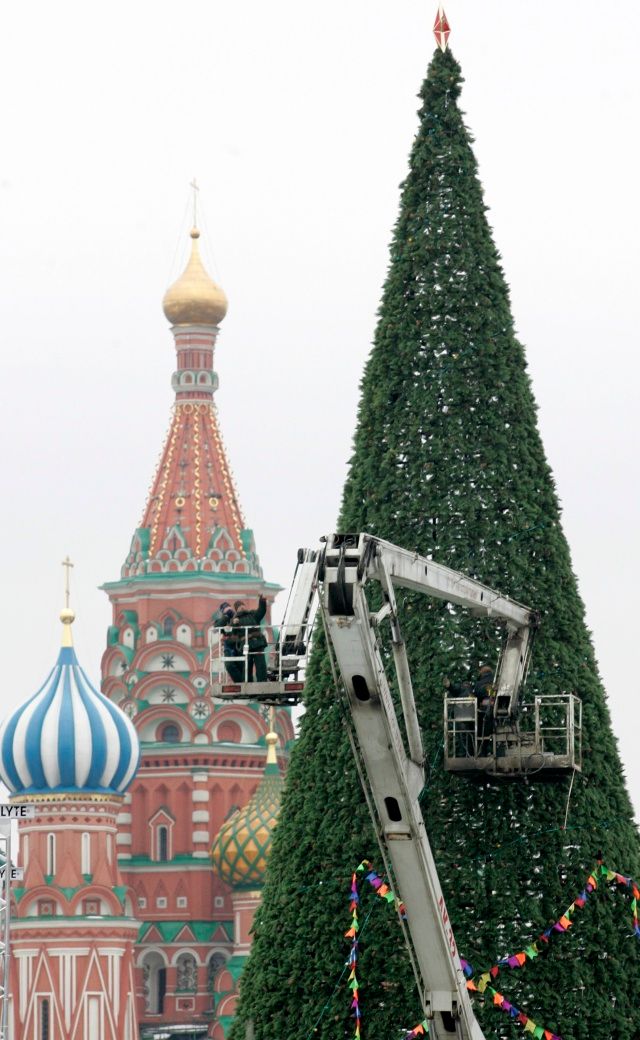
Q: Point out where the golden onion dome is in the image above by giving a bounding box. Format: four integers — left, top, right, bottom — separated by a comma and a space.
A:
162, 228, 228, 326
211, 732, 283, 889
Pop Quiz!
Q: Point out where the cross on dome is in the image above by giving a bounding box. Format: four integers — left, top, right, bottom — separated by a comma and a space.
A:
162, 187, 228, 327
60, 554, 75, 645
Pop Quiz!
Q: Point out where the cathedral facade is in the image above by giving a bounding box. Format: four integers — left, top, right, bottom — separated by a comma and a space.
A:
0, 224, 291, 1039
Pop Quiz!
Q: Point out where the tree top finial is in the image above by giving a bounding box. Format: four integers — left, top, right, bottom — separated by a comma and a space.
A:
433, 5, 451, 52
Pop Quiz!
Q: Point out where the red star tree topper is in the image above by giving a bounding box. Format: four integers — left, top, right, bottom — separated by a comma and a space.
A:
433, 5, 451, 51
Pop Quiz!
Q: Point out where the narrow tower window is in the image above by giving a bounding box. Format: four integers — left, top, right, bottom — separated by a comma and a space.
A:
81, 832, 91, 874
22, 833, 29, 869
40, 998, 50, 1040
163, 616, 174, 637
157, 826, 169, 862
46, 833, 56, 876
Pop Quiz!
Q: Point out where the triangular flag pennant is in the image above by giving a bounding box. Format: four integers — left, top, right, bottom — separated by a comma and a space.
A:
477, 973, 490, 993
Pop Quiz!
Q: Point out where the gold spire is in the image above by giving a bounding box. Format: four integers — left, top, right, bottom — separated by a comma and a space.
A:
162, 220, 228, 327
60, 556, 75, 647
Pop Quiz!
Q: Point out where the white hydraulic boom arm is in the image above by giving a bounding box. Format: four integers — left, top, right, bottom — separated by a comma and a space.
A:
313, 533, 538, 1040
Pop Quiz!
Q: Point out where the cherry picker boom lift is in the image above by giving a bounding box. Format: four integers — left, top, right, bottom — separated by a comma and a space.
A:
212, 533, 582, 1037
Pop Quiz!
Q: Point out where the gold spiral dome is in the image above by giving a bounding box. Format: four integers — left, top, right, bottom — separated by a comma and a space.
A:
210, 733, 283, 889
162, 228, 228, 326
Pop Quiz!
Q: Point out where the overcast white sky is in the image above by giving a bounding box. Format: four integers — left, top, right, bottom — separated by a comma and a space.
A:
1, 1, 638, 812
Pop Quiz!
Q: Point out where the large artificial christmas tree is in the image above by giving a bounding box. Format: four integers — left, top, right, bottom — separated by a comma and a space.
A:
230, 43, 640, 1040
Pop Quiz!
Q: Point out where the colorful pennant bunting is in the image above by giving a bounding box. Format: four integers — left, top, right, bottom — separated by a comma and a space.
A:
348, 858, 640, 1040
461, 861, 640, 987
357, 860, 407, 918
344, 872, 361, 1038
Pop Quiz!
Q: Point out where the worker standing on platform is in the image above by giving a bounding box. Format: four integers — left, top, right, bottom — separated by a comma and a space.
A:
213, 601, 244, 682
444, 664, 495, 751
474, 665, 495, 716
234, 595, 268, 682
445, 665, 494, 713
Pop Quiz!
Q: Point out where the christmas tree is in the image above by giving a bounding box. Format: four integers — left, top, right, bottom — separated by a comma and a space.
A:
230, 42, 640, 1040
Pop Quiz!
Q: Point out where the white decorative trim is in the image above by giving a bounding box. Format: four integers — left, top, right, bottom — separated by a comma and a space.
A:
191, 810, 209, 823
192, 830, 210, 843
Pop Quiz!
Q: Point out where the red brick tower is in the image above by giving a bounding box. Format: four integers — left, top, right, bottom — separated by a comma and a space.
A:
100, 225, 293, 1038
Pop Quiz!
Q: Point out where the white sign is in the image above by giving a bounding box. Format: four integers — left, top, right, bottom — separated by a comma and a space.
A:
0, 865, 23, 881
0, 804, 36, 819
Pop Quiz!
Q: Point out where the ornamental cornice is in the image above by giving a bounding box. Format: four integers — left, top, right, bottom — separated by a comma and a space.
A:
103, 574, 281, 593
11, 919, 140, 936
14, 793, 123, 808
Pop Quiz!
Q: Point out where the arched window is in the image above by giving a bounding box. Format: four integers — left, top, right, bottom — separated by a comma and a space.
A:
160, 723, 180, 743
40, 998, 50, 1040
143, 953, 166, 1015
81, 832, 91, 875
46, 834, 56, 876
176, 953, 198, 992
157, 826, 169, 862
163, 616, 175, 637
208, 952, 226, 991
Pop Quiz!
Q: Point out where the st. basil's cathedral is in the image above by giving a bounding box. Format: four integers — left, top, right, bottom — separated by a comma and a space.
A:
0, 224, 293, 1039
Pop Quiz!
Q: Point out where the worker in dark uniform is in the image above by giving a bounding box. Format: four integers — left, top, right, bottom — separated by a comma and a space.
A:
233, 595, 268, 682
212, 601, 244, 682
444, 665, 495, 754
474, 665, 495, 721
444, 677, 473, 698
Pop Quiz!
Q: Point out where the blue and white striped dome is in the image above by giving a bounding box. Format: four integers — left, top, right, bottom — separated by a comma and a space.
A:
0, 642, 140, 797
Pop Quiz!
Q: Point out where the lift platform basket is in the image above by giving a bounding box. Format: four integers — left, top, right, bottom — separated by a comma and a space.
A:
444, 693, 582, 777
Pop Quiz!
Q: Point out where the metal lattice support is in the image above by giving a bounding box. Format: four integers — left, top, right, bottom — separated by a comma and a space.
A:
0, 822, 12, 1040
